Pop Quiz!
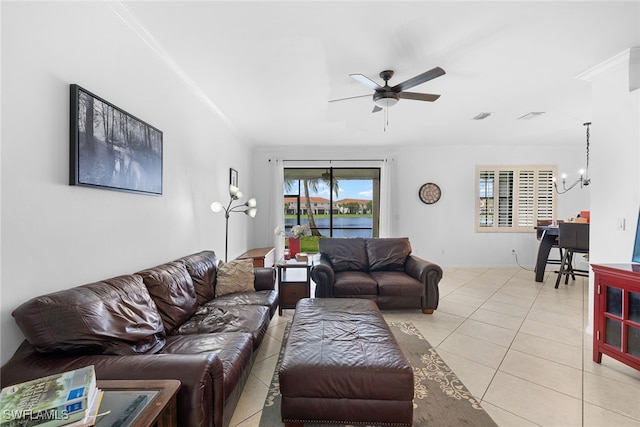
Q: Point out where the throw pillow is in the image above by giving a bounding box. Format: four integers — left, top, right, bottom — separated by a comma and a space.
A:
216, 258, 255, 297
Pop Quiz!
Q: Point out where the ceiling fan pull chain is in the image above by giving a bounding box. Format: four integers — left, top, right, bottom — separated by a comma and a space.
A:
383, 107, 387, 132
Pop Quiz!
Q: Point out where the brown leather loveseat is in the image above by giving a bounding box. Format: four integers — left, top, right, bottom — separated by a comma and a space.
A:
311, 237, 442, 313
0, 250, 276, 427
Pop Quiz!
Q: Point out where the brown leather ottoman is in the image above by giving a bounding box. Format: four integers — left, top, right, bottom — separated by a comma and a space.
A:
278, 298, 413, 426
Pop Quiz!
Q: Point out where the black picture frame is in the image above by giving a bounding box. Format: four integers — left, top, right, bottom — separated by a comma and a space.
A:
230, 168, 238, 187
70, 84, 163, 195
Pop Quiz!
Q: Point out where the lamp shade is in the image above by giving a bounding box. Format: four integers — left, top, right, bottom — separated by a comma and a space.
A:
246, 207, 258, 218
210, 201, 223, 212
246, 198, 257, 208
229, 185, 242, 199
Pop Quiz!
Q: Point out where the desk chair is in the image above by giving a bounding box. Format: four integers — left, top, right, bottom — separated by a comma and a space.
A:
536, 219, 563, 266
555, 223, 590, 289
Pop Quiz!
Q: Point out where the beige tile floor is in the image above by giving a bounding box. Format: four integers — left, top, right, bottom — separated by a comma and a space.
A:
229, 268, 640, 427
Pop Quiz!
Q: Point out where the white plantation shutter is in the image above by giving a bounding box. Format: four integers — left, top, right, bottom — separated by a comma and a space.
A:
536, 169, 555, 221
478, 171, 494, 228
476, 165, 557, 232
498, 171, 513, 227
517, 170, 535, 228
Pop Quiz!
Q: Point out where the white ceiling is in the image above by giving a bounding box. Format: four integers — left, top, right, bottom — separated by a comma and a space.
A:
121, 1, 640, 148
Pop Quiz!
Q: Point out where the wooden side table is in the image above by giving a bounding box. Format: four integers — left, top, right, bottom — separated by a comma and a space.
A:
237, 247, 275, 268
96, 379, 180, 427
277, 259, 311, 315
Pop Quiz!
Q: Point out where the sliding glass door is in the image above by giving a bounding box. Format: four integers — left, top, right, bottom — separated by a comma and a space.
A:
283, 168, 381, 237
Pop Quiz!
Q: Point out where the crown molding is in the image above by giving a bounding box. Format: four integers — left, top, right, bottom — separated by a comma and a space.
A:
103, 1, 244, 140
576, 47, 640, 92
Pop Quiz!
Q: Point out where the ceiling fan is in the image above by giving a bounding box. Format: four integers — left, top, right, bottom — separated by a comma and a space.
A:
330, 67, 445, 113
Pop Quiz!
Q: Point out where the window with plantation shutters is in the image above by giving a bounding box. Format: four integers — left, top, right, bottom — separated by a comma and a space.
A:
476, 165, 557, 232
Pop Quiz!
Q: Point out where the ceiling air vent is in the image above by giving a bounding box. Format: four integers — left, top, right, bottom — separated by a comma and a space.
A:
517, 112, 545, 120
473, 112, 492, 120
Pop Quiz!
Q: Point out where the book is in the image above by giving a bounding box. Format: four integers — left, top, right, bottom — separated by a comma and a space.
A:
65, 388, 103, 427
0, 366, 97, 427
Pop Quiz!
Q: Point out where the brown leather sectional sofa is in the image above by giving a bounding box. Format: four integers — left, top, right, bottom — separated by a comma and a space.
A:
0, 250, 276, 427
311, 237, 442, 313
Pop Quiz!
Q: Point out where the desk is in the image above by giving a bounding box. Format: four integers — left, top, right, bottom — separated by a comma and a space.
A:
534, 226, 559, 282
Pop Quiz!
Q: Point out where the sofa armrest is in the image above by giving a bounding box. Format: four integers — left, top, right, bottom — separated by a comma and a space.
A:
254, 267, 276, 291
311, 256, 336, 298
1, 341, 222, 427
404, 255, 443, 312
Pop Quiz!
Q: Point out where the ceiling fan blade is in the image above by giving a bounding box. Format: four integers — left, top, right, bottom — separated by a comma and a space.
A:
391, 67, 445, 92
372, 105, 382, 113
398, 92, 441, 102
350, 74, 382, 91
328, 94, 372, 103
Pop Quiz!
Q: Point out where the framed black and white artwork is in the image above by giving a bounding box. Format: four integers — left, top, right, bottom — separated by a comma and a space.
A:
230, 168, 238, 187
70, 84, 163, 195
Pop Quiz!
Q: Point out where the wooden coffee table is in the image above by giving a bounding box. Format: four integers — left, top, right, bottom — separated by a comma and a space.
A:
96, 379, 180, 427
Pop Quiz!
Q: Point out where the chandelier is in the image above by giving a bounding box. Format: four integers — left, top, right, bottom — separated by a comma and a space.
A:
554, 122, 591, 194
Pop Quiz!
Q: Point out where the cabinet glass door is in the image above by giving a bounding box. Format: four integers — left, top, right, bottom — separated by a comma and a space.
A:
604, 287, 623, 349
604, 287, 640, 357
629, 292, 640, 357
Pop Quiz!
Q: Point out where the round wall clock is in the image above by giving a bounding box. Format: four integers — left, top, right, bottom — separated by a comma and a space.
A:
419, 183, 441, 204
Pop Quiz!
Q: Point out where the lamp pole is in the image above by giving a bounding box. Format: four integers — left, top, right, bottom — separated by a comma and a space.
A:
224, 209, 230, 262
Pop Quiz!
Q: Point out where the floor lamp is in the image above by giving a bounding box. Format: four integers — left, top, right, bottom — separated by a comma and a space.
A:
211, 185, 257, 262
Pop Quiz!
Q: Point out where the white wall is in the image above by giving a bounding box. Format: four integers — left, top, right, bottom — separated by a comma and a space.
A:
0, 2, 254, 362
583, 48, 640, 331
251, 143, 589, 268
588, 49, 640, 263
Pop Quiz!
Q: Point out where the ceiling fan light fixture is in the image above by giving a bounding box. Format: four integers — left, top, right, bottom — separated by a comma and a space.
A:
374, 98, 399, 108
373, 92, 399, 108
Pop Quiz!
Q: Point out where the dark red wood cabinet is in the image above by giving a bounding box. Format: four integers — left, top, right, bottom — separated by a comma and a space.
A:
592, 263, 640, 370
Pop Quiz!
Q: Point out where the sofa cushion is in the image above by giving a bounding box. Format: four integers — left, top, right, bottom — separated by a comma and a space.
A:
367, 237, 412, 272
204, 290, 279, 318
215, 259, 255, 297
319, 237, 368, 272
370, 271, 424, 297
334, 271, 379, 297
137, 261, 198, 334
178, 250, 218, 305
162, 332, 254, 402
11, 275, 165, 355
173, 305, 270, 350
